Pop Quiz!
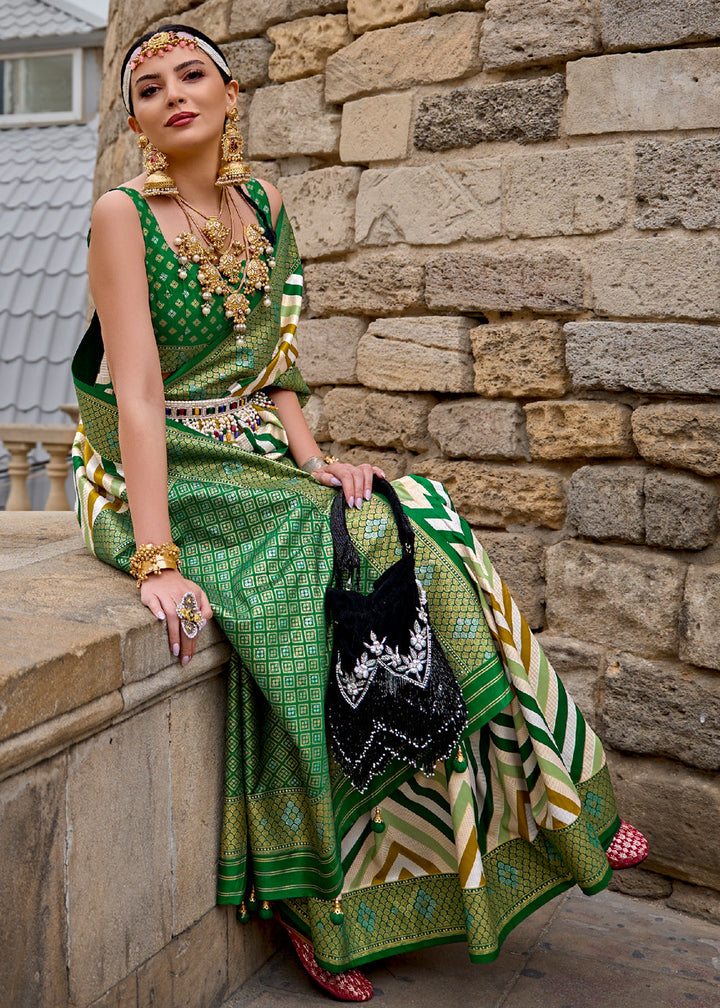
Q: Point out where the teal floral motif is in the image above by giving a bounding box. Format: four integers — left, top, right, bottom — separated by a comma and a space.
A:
363, 516, 388, 540
584, 790, 603, 818
416, 562, 435, 583
414, 888, 437, 921
496, 861, 520, 889
453, 616, 480, 640
281, 799, 304, 833
357, 902, 377, 933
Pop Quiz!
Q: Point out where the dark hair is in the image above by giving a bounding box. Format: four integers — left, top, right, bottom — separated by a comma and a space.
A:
120, 23, 232, 115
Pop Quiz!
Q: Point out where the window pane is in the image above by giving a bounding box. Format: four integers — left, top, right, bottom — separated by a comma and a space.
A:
1, 53, 73, 115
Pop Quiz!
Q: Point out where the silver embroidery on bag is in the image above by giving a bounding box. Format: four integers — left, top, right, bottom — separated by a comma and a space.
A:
335, 581, 434, 709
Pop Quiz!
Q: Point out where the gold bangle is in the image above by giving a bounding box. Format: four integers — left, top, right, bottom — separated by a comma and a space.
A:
130, 542, 180, 587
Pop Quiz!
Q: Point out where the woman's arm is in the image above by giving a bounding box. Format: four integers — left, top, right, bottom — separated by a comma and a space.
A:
271, 388, 384, 508
89, 190, 212, 660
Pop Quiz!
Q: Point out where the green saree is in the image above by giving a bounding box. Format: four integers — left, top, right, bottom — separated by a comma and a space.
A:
72, 181, 619, 973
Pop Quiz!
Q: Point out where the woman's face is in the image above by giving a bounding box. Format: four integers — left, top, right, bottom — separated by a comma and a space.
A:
127, 47, 237, 156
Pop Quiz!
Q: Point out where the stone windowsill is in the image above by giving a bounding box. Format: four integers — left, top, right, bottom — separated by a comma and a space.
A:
0, 511, 232, 783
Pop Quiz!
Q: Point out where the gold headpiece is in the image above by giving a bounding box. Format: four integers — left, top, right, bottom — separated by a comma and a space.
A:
129, 31, 196, 72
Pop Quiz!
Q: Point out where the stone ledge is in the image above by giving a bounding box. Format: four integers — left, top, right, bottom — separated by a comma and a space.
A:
0, 513, 231, 780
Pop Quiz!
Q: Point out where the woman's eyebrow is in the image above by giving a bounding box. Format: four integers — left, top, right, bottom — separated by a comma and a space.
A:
134, 59, 205, 87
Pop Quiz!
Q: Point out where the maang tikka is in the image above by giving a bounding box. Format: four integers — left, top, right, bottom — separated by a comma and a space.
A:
137, 134, 178, 197
216, 107, 251, 188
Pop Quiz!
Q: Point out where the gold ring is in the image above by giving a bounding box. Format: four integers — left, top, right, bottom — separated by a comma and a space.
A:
176, 591, 203, 639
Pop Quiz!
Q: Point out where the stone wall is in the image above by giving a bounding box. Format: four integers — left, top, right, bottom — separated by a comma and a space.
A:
0, 514, 279, 1008
96, 0, 720, 919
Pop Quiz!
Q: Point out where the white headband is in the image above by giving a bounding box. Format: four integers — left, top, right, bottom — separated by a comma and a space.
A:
122, 30, 231, 113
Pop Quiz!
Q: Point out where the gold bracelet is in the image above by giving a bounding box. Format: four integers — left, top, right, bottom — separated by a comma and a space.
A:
130, 542, 180, 587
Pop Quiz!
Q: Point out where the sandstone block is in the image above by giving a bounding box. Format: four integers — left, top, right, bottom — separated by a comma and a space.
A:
680, 564, 720, 671
179, 0, 232, 42
348, 0, 484, 33
298, 316, 366, 386
170, 679, 226, 935
280, 166, 361, 258
223, 39, 273, 90
504, 146, 628, 238
632, 403, 720, 477
534, 634, 606, 729
426, 250, 584, 314
607, 751, 720, 890
67, 706, 172, 1005
428, 399, 530, 460
471, 321, 569, 399
566, 464, 646, 543
600, 654, 720, 771
340, 91, 414, 163
478, 530, 545, 629
414, 75, 565, 151
481, 0, 600, 70
229, 0, 346, 38
566, 48, 720, 135
608, 869, 673, 900
0, 756, 68, 1008
524, 401, 635, 460
302, 393, 331, 441
323, 388, 436, 451
0, 613, 121, 742
667, 882, 720, 925
356, 316, 475, 393
635, 138, 720, 231
267, 14, 353, 83
599, 0, 720, 51
87, 972, 139, 1008
545, 541, 686, 657
304, 257, 425, 315
341, 447, 411, 480
137, 910, 228, 1008
565, 321, 720, 395
644, 470, 718, 551
590, 238, 720, 320
248, 77, 340, 159
325, 13, 482, 104
356, 161, 502, 246
412, 460, 566, 529
227, 917, 283, 992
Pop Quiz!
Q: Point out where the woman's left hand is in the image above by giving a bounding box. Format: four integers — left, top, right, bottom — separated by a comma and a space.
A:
312, 461, 386, 508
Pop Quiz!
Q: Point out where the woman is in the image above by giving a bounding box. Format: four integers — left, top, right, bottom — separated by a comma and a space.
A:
72, 25, 648, 1003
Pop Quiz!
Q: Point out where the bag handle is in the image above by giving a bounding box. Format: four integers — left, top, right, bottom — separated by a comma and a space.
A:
329, 476, 414, 588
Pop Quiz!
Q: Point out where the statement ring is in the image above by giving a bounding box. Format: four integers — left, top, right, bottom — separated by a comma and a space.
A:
176, 591, 203, 638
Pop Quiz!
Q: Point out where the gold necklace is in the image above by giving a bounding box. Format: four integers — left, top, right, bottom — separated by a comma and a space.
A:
173, 189, 274, 346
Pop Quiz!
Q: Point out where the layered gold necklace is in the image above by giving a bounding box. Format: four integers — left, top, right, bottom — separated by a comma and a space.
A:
174, 188, 275, 346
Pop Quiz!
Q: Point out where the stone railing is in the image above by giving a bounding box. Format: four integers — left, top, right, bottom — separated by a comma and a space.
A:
0, 422, 76, 511
0, 513, 280, 1008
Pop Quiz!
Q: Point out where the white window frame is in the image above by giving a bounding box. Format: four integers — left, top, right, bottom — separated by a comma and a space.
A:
0, 47, 83, 125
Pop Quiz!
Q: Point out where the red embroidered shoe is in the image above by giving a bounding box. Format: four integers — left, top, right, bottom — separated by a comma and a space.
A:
607, 821, 649, 869
281, 921, 373, 1002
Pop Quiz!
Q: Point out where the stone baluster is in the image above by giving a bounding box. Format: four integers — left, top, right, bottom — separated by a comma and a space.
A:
0, 424, 76, 511
3, 438, 33, 511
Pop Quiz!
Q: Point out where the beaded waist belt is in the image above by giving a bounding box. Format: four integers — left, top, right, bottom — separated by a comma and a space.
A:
165, 391, 275, 442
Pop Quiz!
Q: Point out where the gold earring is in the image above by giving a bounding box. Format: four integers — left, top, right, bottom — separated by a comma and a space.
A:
216, 108, 251, 188
137, 134, 178, 197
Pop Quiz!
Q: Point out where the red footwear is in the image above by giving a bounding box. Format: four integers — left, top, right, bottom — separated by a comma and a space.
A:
281, 921, 373, 1002
607, 821, 649, 869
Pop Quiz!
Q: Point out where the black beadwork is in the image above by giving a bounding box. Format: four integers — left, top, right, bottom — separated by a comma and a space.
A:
325, 477, 468, 793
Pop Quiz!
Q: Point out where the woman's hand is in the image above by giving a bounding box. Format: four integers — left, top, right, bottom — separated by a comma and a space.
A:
311, 461, 386, 509
140, 569, 214, 665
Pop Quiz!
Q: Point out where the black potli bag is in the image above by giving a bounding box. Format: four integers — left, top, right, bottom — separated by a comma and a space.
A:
325, 477, 468, 793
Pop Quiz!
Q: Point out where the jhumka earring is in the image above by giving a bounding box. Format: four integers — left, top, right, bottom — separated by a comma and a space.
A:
137, 133, 178, 197
216, 108, 251, 188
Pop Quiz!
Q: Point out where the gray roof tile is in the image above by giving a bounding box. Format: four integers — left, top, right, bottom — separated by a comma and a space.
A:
0, 118, 96, 425
0, 0, 102, 42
